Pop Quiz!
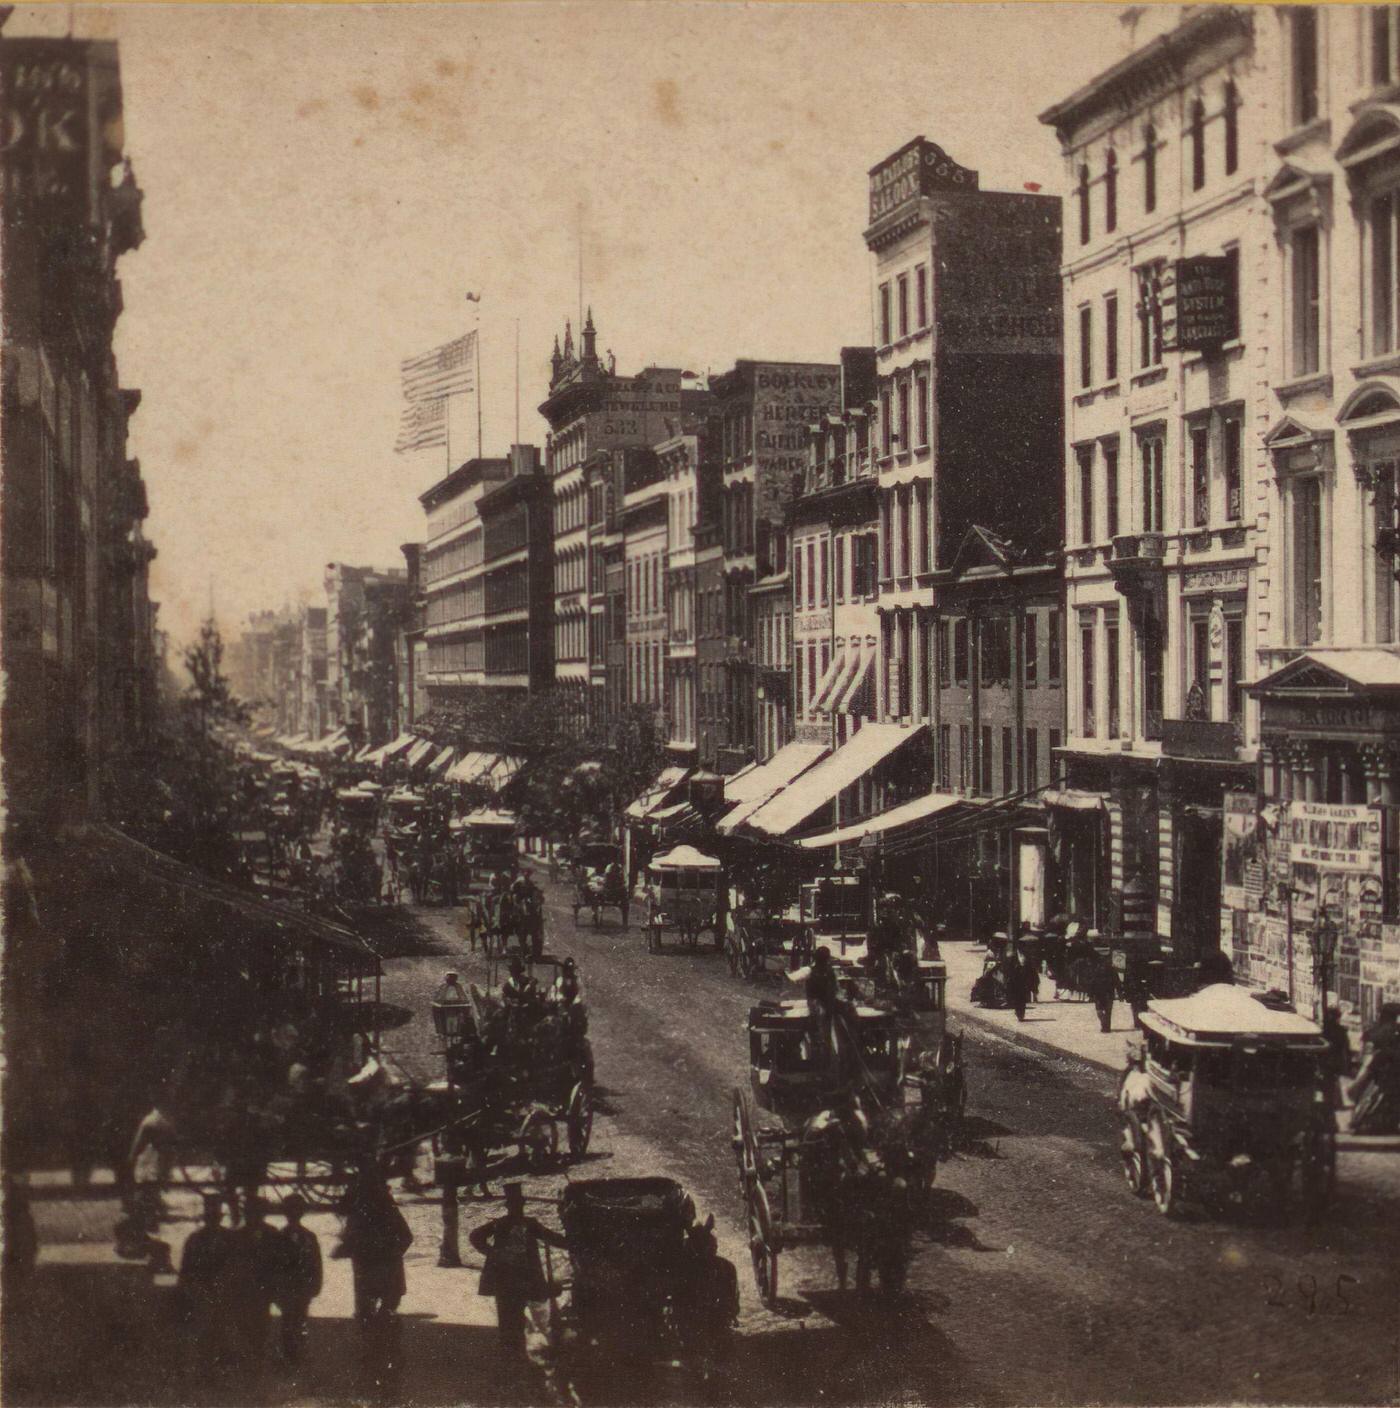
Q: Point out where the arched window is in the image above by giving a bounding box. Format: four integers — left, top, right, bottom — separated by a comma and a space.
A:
1189, 98, 1206, 191
1077, 164, 1090, 245
1104, 150, 1118, 233
1223, 81, 1239, 176
1142, 124, 1157, 214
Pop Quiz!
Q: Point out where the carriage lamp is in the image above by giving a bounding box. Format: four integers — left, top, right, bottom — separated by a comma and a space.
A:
431, 992, 471, 1043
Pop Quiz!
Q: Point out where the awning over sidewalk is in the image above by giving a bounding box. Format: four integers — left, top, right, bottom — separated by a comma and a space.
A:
1043, 788, 1107, 812
624, 766, 691, 821
810, 650, 849, 715
796, 789, 966, 849
744, 724, 926, 838
833, 647, 875, 715
427, 746, 456, 775
447, 751, 495, 784
405, 738, 436, 769
717, 742, 828, 834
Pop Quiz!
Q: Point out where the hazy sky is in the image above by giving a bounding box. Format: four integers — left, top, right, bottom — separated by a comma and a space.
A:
15, 2, 1122, 648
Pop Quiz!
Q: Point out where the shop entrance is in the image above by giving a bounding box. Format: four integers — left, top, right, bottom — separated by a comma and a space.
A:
1172, 805, 1222, 963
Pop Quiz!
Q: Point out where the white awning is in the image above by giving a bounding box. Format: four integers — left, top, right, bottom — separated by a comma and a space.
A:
809, 650, 847, 715
745, 724, 927, 838
371, 733, 419, 768
624, 766, 690, 820
405, 738, 436, 768
488, 756, 522, 788
797, 790, 967, 849
427, 746, 456, 775
446, 751, 495, 784
717, 742, 828, 833
833, 648, 874, 714
1043, 788, 1107, 812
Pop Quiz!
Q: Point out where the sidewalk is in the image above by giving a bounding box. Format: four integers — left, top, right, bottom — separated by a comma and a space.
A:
6, 1174, 565, 1407
941, 939, 1133, 1077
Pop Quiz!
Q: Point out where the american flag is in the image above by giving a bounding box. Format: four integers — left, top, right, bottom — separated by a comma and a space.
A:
394, 396, 448, 454
400, 331, 477, 404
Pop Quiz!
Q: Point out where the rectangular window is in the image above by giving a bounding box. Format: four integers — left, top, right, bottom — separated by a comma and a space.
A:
1104, 292, 1119, 382
1374, 6, 1398, 86
1104, 438, 1120, 538
1141, 435, 1164, 533
898, 613, 912, 717
938, 619, 951, 686
1192, 614, 1211, 697
881, 493, 893, 579
897, 273, 910, 339
1189, 100, 1206, 192
1226, 615, 1244, 724
915, 373, 929, 448
1373, 192, 1398, 357
1024, 612, 1038, 686
1048, 609, 1062, 682
954, 618, 969, 685
916, 265, 929, 327
1106, 620, 1120, 738
898, 487, 911, 575
1191, 422, 1210, 527
880, 389, 892, 456
1292, 475, 1324, 645
1077, 444, 1095, 543
1049, 728, 1062, 781
1292, 224, 1321, 376
939, 724, 951, 789
879, 283, 891, 345
1137, 263, 1164, 369
1105, 150, 1117, 233
1292, 7, 1319, 128
1224, 82, 1239, 176
835, 537, 847, 603
807, 541, 816, 609
1078, 164, 1090, 246
1080, 615, 1096, 736
819, 538, 829, 607
1079, 304, 1093, 389
980, 724, 993, 795
917, 480, 932, 572
1223, 418, 1242, 522
959, 724, 970, 792
793, 542, 803, 609
1143, 125, 1157, 215
1002, 726, 1014, 797
1025, 728, 1038, 791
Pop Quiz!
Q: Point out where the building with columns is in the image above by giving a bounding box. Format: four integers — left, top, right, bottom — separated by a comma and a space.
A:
1041, 6, 1267, 959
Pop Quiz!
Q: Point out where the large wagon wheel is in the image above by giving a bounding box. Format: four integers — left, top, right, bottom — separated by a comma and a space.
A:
1147, 1114, 1183, 1217
1119, 1113, 1149, 1197
566, 1081, 594, 1158
746, 1176, 779, 1307
732, 1089, 758, 1191
518, 1107, 559, 1171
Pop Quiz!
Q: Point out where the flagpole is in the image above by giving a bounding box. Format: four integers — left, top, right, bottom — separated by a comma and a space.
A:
514, 318, 521, 446
475, 301, 484, 462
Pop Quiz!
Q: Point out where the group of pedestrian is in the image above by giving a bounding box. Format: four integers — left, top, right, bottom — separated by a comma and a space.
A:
178, 1192, 322, 1379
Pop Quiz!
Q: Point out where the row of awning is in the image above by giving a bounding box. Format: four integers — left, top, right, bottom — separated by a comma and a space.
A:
809, 645, 876, 717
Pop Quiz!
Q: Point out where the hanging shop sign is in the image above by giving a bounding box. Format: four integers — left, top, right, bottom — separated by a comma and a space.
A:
1162, 256, 1236, 353
1288, 801, 1382, 871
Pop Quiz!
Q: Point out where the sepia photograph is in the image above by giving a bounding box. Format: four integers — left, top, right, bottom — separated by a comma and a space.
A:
2, 1, 1399, 1404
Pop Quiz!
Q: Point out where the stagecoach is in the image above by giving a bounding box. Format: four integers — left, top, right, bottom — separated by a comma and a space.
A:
1120, 984, 1336, 1220
643, 846, 725, 954
454, 808, 520, 892
800, 872, 870, 966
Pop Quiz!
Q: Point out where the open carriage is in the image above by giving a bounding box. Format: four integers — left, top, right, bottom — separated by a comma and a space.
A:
570, 843, 629, 927
1120, 984, 1337, 1221
644, 846, 725, 954
725, 908, 806, 978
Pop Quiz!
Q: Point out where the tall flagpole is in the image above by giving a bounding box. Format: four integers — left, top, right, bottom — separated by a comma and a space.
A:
514, 318, 521, 446
474, 297, 484, 461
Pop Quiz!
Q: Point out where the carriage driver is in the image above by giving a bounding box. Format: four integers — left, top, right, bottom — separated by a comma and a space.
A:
502, 956, 541, 1011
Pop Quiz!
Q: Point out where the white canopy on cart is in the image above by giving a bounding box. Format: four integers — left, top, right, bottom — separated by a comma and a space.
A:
650, 845, 721, 870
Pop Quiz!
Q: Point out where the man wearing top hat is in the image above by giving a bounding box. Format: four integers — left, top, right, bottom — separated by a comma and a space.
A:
468, 1181, 567, 1355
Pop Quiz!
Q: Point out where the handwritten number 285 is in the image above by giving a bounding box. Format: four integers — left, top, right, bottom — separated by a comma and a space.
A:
1264, 1273, 1357, 1313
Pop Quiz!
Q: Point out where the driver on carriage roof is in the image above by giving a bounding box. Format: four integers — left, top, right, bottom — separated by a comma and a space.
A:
435, 971, 469, 1006
502, 956, 540, 1009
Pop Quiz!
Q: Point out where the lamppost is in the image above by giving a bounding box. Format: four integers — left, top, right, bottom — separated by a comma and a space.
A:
1309, 907, 1340, 1021
430, 979, 472, 1266
860, 831, 883, 930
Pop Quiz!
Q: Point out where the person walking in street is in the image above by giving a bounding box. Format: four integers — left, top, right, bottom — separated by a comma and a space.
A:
1085, 931, 1117, 1034
469, 1180, 567, 1357
127, 1098, 176, 1226
224, 1195, 283, 1377
1007, 946, 1030, 1023
334, 1170, 413, 1329
273, 1194, 322, 1368
179, 1194, 233, 1379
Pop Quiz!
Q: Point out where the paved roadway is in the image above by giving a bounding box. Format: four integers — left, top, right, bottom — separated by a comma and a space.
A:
376, 864, 1400, 1407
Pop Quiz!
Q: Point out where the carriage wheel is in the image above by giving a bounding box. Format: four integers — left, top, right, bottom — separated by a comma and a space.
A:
732, 1089, 758, 1190
747, 1179, 778, 1307
519, 1108, 559, 1171
1120, 1116, 1149, 1197
1147, 1116, 1182, 1217
1299, 1127, 1336, 1221
566, 1082, 594, 1158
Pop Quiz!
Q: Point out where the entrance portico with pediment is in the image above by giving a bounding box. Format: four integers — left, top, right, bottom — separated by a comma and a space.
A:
1252, 649, 1400, 804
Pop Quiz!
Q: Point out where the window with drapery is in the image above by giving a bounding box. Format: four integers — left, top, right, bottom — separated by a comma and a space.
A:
1290, 222, 1322, 375
1288, 473, 1325, 646
1188, 98, 1206, 191
1104, 149, 1117, 232
1369, 190, 1400, 357
1139, 432, 1165, 533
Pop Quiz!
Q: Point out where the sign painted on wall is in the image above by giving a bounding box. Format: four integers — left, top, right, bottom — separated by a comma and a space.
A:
752, 364, 841, 520
1222, 791, 1258, 910
868, 137, 979, 224
1288, 801, 1382, 872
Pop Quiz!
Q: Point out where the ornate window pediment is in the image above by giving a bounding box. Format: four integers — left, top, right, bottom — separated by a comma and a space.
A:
1338, 103, 1400, 171
1264, 415, 1333, 479
1265, 159, 1332, 225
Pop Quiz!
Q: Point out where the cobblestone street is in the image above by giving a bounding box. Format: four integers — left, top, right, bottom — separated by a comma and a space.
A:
365, 865, 1400, 1406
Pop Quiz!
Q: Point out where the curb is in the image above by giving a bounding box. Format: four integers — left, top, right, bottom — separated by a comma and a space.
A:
948, 1003, 1124, 1081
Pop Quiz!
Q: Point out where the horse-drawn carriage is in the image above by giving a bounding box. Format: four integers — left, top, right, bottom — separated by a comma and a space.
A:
454, 809, 520, 891
424, 958, 595, 1180
800, 873, 870, 965
725, 907, 806, 978
732, 993, 946, 1304
1120, 984, 1336, 1221
643, 846, 725, 954
569, 842, 629, 927
330, 825, 383, 904
333, 785, 381, 836
554, 1178, 738, 1373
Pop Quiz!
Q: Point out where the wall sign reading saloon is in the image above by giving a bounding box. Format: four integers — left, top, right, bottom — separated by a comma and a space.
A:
868, 137, 979, 224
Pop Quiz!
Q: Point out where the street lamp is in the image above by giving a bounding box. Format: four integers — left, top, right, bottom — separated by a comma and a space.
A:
1309, 908, 1340, 1019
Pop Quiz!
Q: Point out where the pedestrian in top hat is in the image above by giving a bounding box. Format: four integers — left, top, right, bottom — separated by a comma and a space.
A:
468, 1181, 567, 1356
179, 1193, 233, 1378
335, 1170, 413, 1328
224, 1195, 283, 1375
274, 1194, 322, 1366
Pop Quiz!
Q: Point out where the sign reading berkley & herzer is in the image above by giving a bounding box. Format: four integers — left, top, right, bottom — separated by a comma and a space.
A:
1288, 801, 1382, 872
868, 137, 979, 224
1162, 255, 1235, 352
